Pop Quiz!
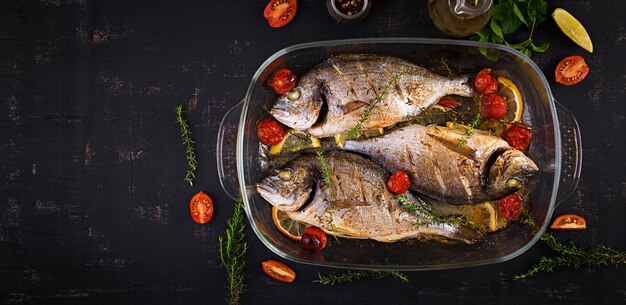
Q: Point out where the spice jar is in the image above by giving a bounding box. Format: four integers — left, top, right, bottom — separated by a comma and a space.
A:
428, 0, 493, 37
326, 0, 372, 24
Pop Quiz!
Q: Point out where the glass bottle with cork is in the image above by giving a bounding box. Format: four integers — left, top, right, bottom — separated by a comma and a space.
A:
428, 0, 493, 37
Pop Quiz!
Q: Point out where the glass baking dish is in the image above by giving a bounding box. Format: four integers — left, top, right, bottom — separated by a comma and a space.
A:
217, 38, 582, 270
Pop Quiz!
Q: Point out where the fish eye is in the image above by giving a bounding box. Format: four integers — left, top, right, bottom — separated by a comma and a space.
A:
506, 178, 520, 188
278, 170, 293, 181
287, 88, 301, 101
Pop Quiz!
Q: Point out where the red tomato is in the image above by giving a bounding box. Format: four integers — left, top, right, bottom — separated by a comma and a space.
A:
474, 68, 498, 94
497, 194, 523, 220
261, 260, 296, 283
550, 214, 587, 230
270, 69, 297, 94
301, 226, 328, 252
480, 94, 508, 119
387, 171, 411, 194
502, 123, 532, 151
190, 191, 213, 224
437, 96, 462, 108
263, 0, 297, 28
555, 56, 589, 86
257, 118, 286, 146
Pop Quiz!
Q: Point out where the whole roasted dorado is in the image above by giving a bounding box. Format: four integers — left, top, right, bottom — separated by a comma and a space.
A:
256, 151, 480, 244
270, 54, 474, 137
343, 125, 539, 204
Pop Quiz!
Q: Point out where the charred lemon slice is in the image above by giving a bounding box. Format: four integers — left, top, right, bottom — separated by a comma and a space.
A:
552, 8, 593, 53
272, 207, 307, 241
334, 128, 384, 148
497, 76, 524, 123
269, 130, 321, 155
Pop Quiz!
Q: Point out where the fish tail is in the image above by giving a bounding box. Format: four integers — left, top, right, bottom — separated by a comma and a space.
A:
450, 76, 475, 97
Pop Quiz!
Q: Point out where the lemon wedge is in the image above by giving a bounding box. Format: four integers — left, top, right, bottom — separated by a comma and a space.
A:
269, 130, 321, 155
497, 76, 524, 123
272, 207, 307, 241
552, 8, 593, 53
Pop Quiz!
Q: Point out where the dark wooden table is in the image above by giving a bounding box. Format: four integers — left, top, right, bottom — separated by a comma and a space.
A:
2, 1, 625, 304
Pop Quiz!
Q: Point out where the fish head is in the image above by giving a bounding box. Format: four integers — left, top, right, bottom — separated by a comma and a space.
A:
256, 164, 315, 212
487, 149, 539, 194
270, 82, 326, 130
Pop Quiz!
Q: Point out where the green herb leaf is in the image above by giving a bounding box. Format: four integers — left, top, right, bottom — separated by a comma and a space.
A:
531, 41, 550, 52
513, 3, 528, 27
317, 270, 408, 285
175, 105, 198, 186
490, 19, 504, 40
218, 197, 248, 305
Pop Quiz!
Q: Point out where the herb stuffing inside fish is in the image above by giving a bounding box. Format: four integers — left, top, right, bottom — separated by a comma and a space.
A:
343, 124, 539, 204
270, 54, 474, 138
256, 151, 480, 244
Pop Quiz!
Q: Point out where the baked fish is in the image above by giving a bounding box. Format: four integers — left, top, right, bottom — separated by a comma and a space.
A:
343, 124, 538, 204
256, 151, 480, 243
270, 54, 474, 137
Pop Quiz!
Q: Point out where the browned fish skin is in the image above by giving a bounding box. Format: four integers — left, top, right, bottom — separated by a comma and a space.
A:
271, 54, 474, 137
256, 151, 480, 243
343, 125, 539, 204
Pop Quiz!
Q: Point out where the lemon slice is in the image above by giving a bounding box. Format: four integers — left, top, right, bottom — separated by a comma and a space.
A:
269, 130, 321, 155
497, 76, 524, 123
552, 8, 593, 53
272, 207, 307, 241
334, 128, 384, 148
428, 200, 504, 233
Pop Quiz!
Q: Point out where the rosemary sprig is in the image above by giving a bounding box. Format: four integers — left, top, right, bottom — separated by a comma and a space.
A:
175, 105, 198, 186
218, 198, 247, 305
316, 150, 333, 189
347, 73, 404, 140
317, 270, 408, 285
397, 194, 470, 227
457, 112, 481, 149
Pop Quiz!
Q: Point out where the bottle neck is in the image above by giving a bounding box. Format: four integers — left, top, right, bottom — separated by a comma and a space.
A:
450, 0, 492, 16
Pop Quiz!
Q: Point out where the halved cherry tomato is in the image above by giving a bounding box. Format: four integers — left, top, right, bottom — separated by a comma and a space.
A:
301, 226, 328, 252
387, 171, 411, 194
257, 118, 286, 146
555, 56, 589, 86
497, 194, 523, 220
437, 96, 462, 108
270, 69, 297, 94
474, 68, 498, 94
550, 214, 586, 230
190, 191, 213, 224
502, 123, 532, 151
262, 260, 296, 282
263, 0, 297, 28
480, 93, 508, 119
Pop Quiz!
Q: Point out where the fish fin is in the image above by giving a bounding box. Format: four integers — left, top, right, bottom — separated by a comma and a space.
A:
343, 100, 369, 114
448, 225, 483, 244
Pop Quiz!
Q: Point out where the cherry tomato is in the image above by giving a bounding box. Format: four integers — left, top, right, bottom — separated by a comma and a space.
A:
387, 171, 411, 194
555, 56, 589, 86
301, 226, 328, 252
257, 118, 286, 146
550, 214, 587, 230
261, 260, 296, 282
480, 93, 508, 119
437, 96, 462, 108
190, 191, 213, 224
263, 0, 297, 28
502, 123, 532, 151
270, 69, 297, 94
497, 194, 523, 220
474, 68, 498, 94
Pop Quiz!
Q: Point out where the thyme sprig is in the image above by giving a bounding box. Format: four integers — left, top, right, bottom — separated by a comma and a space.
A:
317, 270, 408, 285
457, 112, 482, 149
316, 150, 333, 189
218, 198, 247, 305
347, 73, 404, 140
175, 105, 198, 186
514, 209, 626, 280
397, 194, 470, 227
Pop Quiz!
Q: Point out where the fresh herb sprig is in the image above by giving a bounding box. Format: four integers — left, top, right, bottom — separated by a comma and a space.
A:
457, 113, 482, 149
397, 194, 470, 227
317, 270, 408, 285
316, 150, 333, 189
471, 0, 549, 60
347, 73, 404, 140
218, 198, 248, 305
175, 105, 198, 186
515, 210, 626, 280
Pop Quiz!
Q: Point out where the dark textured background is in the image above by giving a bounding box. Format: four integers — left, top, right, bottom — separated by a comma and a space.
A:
1, 0, 625, 304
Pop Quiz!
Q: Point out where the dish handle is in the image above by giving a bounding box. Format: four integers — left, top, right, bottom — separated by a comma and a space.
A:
554, 100, 582, 206
216, 100, 243, 200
